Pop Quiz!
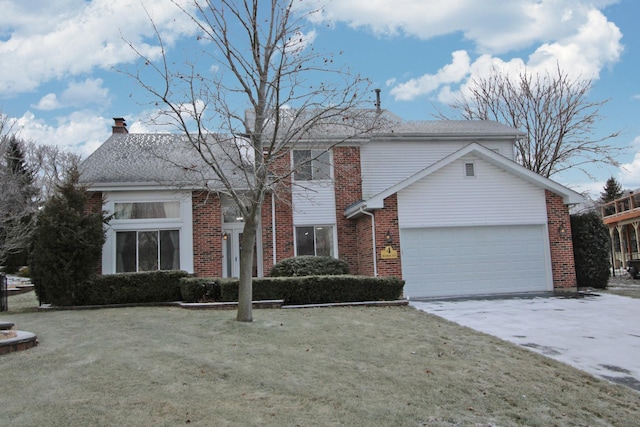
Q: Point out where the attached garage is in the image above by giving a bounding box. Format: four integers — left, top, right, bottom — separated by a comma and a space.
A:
345, 142, 583, 298
400, 224, 552, 299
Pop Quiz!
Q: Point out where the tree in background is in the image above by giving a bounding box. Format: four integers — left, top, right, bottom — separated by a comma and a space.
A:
600, 176, 623, 204
571, 211, 611, 289
0, 125, 39, 271
442, 66, 622, 179
30, 168, 107, 305
125, 0, 380, 321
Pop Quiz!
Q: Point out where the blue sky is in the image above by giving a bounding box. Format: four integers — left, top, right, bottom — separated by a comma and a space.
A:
1, 0, 639, 198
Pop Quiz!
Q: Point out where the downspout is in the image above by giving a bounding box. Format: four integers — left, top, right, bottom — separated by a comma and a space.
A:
272, 192, 277, 266
359, 207, 377, 277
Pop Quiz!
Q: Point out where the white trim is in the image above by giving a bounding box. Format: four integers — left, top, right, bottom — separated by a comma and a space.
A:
102, 191, 194, 274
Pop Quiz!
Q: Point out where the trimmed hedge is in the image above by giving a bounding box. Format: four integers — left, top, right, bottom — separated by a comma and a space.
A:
73, 270, 190, 306
179, 277, 220, 302
269, 256, 350, 277
179, 275, 404, 305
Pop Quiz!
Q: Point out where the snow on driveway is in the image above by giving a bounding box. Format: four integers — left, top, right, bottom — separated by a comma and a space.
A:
411, 293, 640, 392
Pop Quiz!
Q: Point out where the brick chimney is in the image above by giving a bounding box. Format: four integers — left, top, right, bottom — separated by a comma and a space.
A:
112, 117, 128, 134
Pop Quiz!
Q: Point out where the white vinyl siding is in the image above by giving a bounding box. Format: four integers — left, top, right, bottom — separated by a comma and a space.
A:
292, 182, 337, 225
361, 141, 513, 198
397, 155, 547, 229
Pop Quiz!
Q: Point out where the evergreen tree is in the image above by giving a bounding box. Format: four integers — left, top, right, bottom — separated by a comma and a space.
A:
600, 176, 623, 203
571, 211, 611, 289
30, 168, 107, 305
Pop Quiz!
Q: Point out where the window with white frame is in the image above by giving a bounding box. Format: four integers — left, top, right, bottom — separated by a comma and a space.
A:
295, 225, 334, 256
293, 149, 331, 181
114, 201, 180, 219
116, 230, 180, 273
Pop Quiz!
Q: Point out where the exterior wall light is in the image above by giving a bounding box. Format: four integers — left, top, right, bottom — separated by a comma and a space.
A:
559, 225, 567, 236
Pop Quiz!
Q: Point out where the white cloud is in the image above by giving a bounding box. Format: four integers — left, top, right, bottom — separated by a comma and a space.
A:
9, 111, 110, 157
617, 136, 640, 189
387, 7, 622, 102
33, 94, 61, 111
314, 0, 620, 53
390, 50, 471, 101
33, 78, 111, 111
0, 0, 197, 96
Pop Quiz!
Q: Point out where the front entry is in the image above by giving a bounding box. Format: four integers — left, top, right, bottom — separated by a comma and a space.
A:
222, 226, 242, 278
222, 225, 259, 278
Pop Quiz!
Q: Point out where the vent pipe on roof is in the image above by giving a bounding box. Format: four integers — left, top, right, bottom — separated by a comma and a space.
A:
374, 88, 381, 113
112, 117, 128, 134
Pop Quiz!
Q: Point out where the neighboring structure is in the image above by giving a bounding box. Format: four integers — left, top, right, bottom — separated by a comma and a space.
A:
601, 193, 640, 269
80, 115, 583, 299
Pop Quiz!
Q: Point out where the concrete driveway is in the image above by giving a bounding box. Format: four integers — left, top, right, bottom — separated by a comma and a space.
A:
411, 293, 640, 392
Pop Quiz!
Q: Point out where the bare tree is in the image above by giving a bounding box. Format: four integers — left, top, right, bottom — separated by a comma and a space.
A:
24, 141, 82, 201
0, 110, 82, 268
124, 0, 380, 321
0, 132, 38, 266
441, 66, 622, 179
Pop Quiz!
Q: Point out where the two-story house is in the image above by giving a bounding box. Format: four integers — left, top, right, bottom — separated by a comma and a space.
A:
80, 115, 583, 299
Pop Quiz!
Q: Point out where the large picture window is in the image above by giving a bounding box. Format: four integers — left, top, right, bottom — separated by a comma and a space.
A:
293, 150, 331, 181
295, 226, 334, 257
116, 230, 180, 272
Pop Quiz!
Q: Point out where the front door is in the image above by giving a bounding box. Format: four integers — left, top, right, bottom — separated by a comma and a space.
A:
222, 227, 259, 278
222, 227, 242, 278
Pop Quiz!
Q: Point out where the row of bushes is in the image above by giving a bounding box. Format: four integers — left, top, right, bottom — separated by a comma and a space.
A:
180, 275, 405, 305
63, 270, 190, 306
48, 270, 404, 306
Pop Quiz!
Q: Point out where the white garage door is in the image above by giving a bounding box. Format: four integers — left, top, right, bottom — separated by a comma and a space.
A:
401, 225, 551, 299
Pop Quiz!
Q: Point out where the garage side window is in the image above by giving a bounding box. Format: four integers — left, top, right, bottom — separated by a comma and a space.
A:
295, 226, 334, 257
116, 230, 180, 273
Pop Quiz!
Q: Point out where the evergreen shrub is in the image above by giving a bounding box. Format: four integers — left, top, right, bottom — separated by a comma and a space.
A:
571, 211, 611, 289
269, 255, 349, 277
218, 275, 404, 305
75, 270, 189, 305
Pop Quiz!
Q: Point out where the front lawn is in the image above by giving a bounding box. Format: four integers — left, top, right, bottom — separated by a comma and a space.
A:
1, 292, 639, 426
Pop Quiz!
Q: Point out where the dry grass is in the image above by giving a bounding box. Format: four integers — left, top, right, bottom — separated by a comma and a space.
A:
597, 275, 640, 299
1, 291, 639, 426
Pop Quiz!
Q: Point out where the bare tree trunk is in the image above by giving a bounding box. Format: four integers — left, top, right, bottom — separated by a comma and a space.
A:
237, 203, 260, 322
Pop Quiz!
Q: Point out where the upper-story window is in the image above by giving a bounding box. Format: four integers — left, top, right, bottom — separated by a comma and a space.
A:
293, 149, 331, 181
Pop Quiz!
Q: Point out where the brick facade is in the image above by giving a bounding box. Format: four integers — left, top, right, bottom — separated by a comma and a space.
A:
192, 191, 223, 277
87, 191, 104, 274
545, 190, 577, 291
373, 194, 402, 277
333, 146, 363, 274
268, 152, 295, 269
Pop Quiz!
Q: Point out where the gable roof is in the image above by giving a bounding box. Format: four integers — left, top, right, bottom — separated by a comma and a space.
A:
345, 142, 584, 218
80, 133, 252, 191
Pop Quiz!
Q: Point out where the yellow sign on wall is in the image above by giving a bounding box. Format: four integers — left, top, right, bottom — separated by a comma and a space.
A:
381, 245, 398, 259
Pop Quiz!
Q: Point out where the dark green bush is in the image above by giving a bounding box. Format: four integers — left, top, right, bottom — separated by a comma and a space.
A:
74, 270, 189, 305
269, 256, 349, 277
219, 275, 404, 305
30, 169, 107, 305
571, 211, 610, 289
179, 277, 220, 302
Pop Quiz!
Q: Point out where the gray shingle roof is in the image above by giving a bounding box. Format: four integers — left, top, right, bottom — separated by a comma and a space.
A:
80, 114, 523, 188
79, 133, 250, 189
